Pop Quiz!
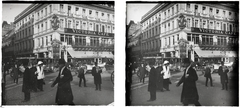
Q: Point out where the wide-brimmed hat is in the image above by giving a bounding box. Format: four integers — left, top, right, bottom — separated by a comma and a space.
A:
163, 60, 169, 65
37, 61, 43, 65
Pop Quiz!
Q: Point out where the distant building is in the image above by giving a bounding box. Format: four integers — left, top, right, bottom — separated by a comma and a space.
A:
13, 3, 114, 63
140, 3, 238, 64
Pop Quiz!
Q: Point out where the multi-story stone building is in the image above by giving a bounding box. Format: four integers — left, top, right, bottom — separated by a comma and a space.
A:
140, 3, 238, 64
14, 3, 114, 63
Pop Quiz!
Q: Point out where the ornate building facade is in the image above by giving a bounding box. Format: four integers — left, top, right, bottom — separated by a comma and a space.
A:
14, 3, 114, 63
140, 3, 238, 64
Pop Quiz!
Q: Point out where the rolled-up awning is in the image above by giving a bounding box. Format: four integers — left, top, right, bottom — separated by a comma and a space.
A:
67, 49, 114, 59
194, 49, 237, 58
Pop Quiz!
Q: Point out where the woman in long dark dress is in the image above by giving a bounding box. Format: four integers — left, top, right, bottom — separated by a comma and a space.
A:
176, 59, 201, 106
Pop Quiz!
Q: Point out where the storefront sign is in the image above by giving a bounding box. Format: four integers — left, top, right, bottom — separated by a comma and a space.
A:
64, 28, 114, 37
191, 27, 238, 36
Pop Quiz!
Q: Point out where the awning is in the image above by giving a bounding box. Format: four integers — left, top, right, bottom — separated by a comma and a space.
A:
194, 49, 223, 58
194, 49, 237, 58
67, 49, 114, 59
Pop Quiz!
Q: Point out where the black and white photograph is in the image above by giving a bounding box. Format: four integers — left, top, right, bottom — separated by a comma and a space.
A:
2, 2, 114, 105
126, 2, 239, 106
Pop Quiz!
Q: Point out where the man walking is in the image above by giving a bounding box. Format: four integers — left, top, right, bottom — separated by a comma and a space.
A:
204, 63, 213, 87
176, 58, 201, 106
30, 61, 38, 92
51, 59, 74, 105
78, 64, 87, 87
218, 61, 229, 90
22, 61, 32, 102
156, 63, 164, 92
92, 62, 102, 91
138, 63, 146, 83
13, 63, 19, 84
147, 61, 157, 101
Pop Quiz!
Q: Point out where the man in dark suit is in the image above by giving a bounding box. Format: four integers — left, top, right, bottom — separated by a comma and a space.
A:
147, 61, 157, 101
13, 63, 19, 84
218, 61, 229, 90
176, 58, 201, 106
22, 61, 31, 102
156, 63, 164, 92
92, 62, 102, 91
204, 63, 213, 87
138, 63, 146, 83
51, 59, 74, 105
78, 64, 87, 87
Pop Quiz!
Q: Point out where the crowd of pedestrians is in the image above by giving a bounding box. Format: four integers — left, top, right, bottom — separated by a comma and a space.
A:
129, 57, 235, 106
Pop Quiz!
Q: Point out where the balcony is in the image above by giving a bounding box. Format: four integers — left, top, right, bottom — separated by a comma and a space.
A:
88, 16, 95, 20
209, 14, 215, 19
194, 12, 200, 16
82, 15, 88, 19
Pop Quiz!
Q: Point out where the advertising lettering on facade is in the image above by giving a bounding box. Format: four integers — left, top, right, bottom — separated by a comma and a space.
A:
178, 38, 188, 58
64, 28, 114, 37
191, 27, 238, 36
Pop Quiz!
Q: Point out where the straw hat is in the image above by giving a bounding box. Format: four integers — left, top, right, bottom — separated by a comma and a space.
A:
163, 60, 169, 65
37, 61, 43, 65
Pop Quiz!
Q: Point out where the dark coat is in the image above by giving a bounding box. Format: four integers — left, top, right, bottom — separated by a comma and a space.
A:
204, 67, 211, 78
177, 66, 199, 104
22, 67, 31, 92
13, 67, 19, 79
138, 66, 146, 79
52, 67, 73, 104
30, 67, 37, 83
218, 66, 229, 83
148, 67, 157, 92
156, 66, 164, 89
92, 66, 102, 84
77, 68, 85, 78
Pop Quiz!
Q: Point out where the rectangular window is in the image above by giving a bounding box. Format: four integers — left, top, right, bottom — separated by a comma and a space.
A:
45, 8, 47, 16
46, 36, 48, 46
209, 8, 213, 15
195, 5, 198, 13
195, 20, 198, 27
49, 5, 52, 13
202, 6, 206, 14
172, 7, 174, 15
89, 10, 92, 15
187, 3, 190, 10
60, 4, 64, 12
75, 7, 79, 15
176, 4, 178, 12
216, 9, 219, 15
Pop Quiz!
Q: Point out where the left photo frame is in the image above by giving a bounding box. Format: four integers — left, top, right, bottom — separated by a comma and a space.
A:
2, 1, 115, 105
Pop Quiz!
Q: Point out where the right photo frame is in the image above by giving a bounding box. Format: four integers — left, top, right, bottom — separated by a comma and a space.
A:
126, 2, 239, 106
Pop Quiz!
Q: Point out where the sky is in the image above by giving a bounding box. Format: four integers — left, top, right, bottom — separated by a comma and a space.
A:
127, 3, 157, 24
2, 4, 31, 24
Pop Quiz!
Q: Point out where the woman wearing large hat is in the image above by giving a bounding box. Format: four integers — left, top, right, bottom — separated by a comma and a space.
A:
176, 58, 201, 106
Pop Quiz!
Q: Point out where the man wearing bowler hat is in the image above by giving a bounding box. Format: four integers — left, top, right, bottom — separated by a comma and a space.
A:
176, 58, 201, 106
51, 59, 74, 105
92, 62, 102, 91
